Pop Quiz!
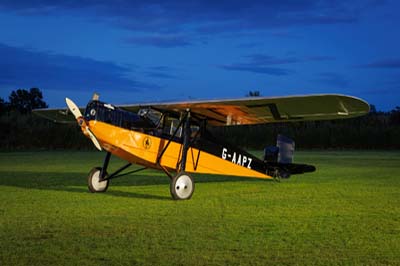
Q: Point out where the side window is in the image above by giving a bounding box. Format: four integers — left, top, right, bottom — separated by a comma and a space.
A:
190, 125, 200, 138
164, 118, 182, 138
138, 108, 162, 126
161, 117, 199, 139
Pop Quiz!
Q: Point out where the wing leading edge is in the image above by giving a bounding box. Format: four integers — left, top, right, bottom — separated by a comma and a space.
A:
120, 94, 370, 126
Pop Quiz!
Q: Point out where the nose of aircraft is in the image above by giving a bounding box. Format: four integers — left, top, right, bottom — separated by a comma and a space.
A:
65, 97, 102, 151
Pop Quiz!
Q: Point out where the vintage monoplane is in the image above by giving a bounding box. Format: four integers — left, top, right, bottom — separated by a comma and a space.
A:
35, 94, 369, 200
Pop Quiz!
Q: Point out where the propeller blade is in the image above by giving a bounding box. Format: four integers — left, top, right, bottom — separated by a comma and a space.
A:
66, 97, 102, 151
65, 98, 83, 119
86, 127, 102, 151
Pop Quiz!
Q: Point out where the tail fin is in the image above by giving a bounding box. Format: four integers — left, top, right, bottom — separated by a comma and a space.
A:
263, 134, 295, 163
264, 135, 314, 178
277, 134, 295, 164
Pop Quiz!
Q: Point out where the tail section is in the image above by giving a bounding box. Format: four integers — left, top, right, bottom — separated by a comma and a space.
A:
264, 134, 315, 179
263, 134, 295, 164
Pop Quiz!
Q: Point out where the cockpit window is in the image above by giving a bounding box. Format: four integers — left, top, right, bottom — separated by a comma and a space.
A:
138, 108, 162, 126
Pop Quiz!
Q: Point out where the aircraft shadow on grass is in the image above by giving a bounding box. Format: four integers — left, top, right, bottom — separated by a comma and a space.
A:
0, 170, 268, 201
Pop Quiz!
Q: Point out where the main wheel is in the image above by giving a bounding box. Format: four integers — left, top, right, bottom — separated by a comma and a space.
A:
88, 167, 109, 193
170, 172, 194, 200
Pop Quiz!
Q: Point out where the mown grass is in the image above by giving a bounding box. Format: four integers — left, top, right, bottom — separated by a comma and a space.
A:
0, 151, 399, 265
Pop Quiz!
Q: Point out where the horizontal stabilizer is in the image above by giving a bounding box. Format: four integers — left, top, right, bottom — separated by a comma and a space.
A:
266, 162, 316, 177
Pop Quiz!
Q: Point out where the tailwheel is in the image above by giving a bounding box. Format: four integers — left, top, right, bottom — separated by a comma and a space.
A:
170, 172, 194, 200
271, 168, 281, 182
88, 167, 109, 193
268, 167, 291, 182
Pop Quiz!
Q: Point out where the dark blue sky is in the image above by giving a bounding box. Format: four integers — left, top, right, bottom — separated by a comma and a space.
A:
0, 0, 399, 110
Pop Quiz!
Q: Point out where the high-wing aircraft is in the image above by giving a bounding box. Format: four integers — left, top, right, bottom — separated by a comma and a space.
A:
34, 94, 369, 200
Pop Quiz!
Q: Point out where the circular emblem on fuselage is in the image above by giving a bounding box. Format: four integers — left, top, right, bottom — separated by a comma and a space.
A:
143, 137, 152, 149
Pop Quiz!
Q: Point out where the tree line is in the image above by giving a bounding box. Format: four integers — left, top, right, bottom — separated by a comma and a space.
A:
1, 88, 48, 114
0, 88, 90, 150
0, 88, 399, 150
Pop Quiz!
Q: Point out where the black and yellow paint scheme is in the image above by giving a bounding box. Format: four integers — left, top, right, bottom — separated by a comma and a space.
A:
34, 94, 369, 200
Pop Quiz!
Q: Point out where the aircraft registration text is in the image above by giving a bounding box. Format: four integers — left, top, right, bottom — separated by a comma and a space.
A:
221, 148, 252, 169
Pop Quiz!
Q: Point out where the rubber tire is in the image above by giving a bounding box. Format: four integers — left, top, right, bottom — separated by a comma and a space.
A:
170, 172, 195, 200
88, 167, 110, 193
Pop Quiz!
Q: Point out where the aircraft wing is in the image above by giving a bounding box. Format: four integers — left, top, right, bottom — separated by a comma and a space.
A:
119, 94, 370, 126
33, 107, 83, 123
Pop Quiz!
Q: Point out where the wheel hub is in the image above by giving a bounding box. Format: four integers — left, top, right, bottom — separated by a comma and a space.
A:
92, 170, 108, 191
175, 174, 193, 199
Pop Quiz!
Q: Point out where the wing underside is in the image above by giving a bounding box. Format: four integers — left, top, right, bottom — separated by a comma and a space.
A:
120, 94, 370, 126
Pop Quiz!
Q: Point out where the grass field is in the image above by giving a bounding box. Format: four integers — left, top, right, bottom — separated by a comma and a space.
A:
0, 151, 399, 265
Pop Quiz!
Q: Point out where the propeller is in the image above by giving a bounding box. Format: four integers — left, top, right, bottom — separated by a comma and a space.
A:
65, 98, 102, 151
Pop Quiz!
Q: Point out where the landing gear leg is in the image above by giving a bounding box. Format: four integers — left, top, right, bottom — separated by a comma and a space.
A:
87, 152, 111, 193
87, 152, 147, 193
170, 110, 196, 200
88, 167, 110, 192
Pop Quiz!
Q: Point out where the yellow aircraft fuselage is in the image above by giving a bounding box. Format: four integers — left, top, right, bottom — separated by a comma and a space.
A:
83, 121, 272, 179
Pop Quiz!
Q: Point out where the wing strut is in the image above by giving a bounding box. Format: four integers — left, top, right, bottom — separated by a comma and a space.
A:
156, 109, 192, 176
156, 112, 187, 165
266, 103, 282, 120
179, 110, 191, 171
